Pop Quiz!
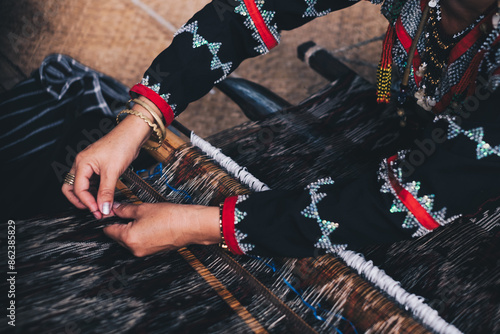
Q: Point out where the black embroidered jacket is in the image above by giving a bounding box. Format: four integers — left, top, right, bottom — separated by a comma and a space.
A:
132, 0, 500, 257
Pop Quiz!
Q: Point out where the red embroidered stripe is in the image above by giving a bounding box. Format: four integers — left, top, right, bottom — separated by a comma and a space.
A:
242, 0, 278, 50
449, 12, 494, 64
395, 17, 422, 86
222, 196, 244, 255
130, 84, 175, 126
387, 155, 440, 230
432, 90, 453, 114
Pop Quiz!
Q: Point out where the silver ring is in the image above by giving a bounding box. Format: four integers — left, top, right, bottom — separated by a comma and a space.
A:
64, 173, 76, 186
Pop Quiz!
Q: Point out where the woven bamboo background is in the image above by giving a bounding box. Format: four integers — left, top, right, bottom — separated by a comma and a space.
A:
0, 0, 387, 136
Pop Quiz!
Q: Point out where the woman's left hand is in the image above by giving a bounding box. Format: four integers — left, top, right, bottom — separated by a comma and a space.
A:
104, 202, 220, 257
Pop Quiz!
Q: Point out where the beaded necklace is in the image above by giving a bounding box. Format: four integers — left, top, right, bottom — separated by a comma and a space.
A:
415, 1, 452, 111
416, 1, 488, 111
376, 0, 500, 125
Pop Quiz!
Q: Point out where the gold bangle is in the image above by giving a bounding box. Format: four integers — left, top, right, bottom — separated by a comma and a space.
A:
129, 98, 167, 139
116, 109, 163, 150
219, 202, 228, 250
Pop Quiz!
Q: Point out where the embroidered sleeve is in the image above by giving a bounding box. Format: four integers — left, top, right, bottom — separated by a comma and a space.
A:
129, 0, 357, 124
221, 89, 500, 258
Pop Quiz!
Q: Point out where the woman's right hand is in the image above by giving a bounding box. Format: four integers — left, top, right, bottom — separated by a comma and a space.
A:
62, 97, 161, 219
104, 202, 220, 257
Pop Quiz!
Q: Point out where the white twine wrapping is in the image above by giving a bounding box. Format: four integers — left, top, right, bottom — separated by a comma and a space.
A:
190, 132, 271, 192
337, 250, 462, 334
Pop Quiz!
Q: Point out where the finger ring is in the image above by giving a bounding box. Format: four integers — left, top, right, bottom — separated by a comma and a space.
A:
64, 172, 76, 186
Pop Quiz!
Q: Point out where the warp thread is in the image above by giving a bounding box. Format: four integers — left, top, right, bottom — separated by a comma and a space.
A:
136, 163, 193, 203
250, 256, 358, 334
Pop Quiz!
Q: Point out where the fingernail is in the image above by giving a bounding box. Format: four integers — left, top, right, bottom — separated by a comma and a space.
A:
102, 202, 111, 215
113, 202, 121, 209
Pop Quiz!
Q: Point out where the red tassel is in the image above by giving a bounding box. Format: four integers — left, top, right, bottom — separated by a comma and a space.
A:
377, 24, 396, 104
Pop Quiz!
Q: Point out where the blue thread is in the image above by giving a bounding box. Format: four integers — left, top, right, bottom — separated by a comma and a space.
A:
250, 256, 358, 334
136, 163, 193, 203
135, 163, 163, 180
164, 181, 193, 203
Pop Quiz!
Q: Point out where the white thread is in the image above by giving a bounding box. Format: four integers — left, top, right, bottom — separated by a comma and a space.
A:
190, 132, 271, 192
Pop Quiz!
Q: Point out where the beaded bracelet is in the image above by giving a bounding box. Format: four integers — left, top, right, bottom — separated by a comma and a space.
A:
116, 109, 163, 150
128, 98, 167, 139
219, 202, 228, 250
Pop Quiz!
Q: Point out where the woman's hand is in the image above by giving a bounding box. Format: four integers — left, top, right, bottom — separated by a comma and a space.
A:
104, 202, 221, 257
62, 97, 162, 219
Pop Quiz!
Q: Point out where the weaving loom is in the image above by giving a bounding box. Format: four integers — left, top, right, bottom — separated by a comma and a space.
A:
10, 46, 499, 334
